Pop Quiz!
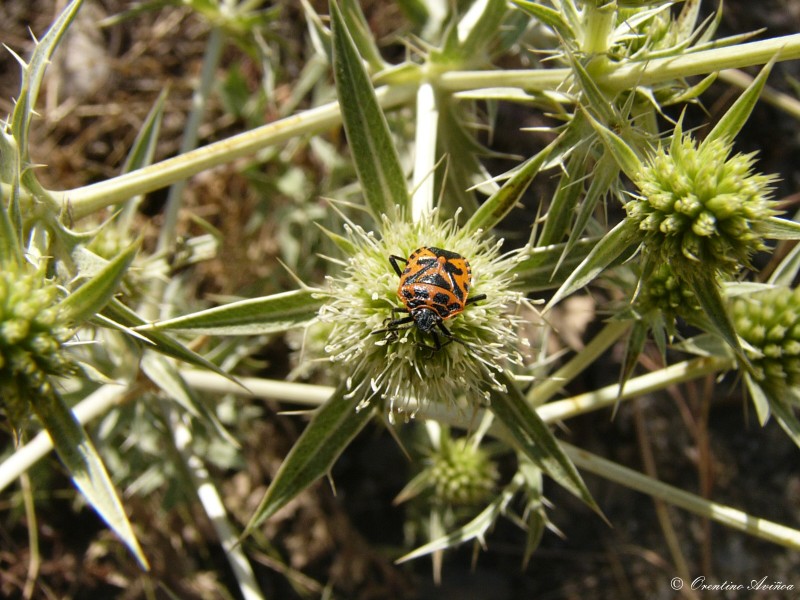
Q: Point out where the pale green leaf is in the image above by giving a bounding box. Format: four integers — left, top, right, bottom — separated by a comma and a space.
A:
769, 387, 800, 450
465, 136, 558, 235
745, 375, 800, 449
0, 129, 19, 184
538, 146, 589, 246
102, 299, 233, 380
58, 240, 140, 324
137, 289, 323, 335
488, 370, 602, 516
570, 53, 616, 125
768, 242, 800, 286
761, 216, 800, 240
511, 238, 599, 293
702, 58, 774, 149
563, 152, 619, 259
11, 0, 85, 158
395, 0, 428, 26
518, 459, 547, 568
315, 222, 358, 255
243, 378, 373, 535
453, 0, 508, 63
685, 272, 751, 371
393, 469, 435, 505
140, 352, 237, 446
619, 319, 649, 394
546, 220, 640, 310
118, 89, 168, 226
141, 353, 203, 418
0, 173, 21, 265
340, 0, 385, 71
396, 475, 522, 563
30, 387, 148, 569
673, 0, 702, 42
435, 96, 492, 218
300, 0, 331, 61
663, 72, 717, 106
584, 109, 643, 182
674, 332, 731, 359
745, 372, 772, 426
330, 0, 409, 221
511, 0, 574, 39
122, 89, 168, 174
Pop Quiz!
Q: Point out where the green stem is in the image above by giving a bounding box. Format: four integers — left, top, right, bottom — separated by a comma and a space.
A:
438, 33, 800, 93
580, 0, 615, 55
562, 441, 800, 551
49, 34, 800, 222
536, 356, 734, 422
178, 372, 800, 552
411, 82, 438, 221
56, 85, 416, 219
172, 414, 263, 600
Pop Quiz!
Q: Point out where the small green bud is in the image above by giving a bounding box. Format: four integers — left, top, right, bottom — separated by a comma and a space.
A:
674, 194, 702, 217
784, 340, 800, 356
691, 211, 717, 237
2, 320, 30, 344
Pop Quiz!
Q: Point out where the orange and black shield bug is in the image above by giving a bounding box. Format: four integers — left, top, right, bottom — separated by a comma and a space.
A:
373, 246, 486, 350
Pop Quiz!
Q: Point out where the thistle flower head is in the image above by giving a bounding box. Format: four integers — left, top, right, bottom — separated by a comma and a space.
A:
0, 262, 72, 432
426, 437, 498, 507
732, 287, 800, 389
318, 211, 524, 414
628, 136, 778, 279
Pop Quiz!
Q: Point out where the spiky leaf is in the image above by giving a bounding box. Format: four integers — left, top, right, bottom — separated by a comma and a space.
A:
58, 240, 140, 324
243, 378, 373, 535
466, 137, 557, 235
30, 386, 148, 568
546, 220, 640, 310
137, 289, 323, 335
487, 371, 602, 516
330, 0, 409, 221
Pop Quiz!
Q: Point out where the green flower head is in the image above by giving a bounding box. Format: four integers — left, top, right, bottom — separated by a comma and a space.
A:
427, 437, 498, 507
628, 135, 778, 279
732, 287, 800, 389
318, 211, 525, 415
0, 263, 72, 432
636, 263, 700, 322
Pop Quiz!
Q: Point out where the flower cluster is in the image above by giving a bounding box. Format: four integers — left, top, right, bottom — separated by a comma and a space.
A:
732, 287, 800, 389
628, 135, 777, 279
427, 437, 498, 507
318, 212, 525, 414
635, 263, 700, 322
1, 264, 72, 431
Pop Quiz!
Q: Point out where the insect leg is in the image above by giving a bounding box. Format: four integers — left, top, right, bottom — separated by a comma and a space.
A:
466, 293, 487, 305
389, 255, 407, 277
430, 330, 442, 351
371, 314, 414, 335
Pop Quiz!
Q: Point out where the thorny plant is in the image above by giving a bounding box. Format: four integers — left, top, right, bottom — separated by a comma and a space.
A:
3, 0, 800, 596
